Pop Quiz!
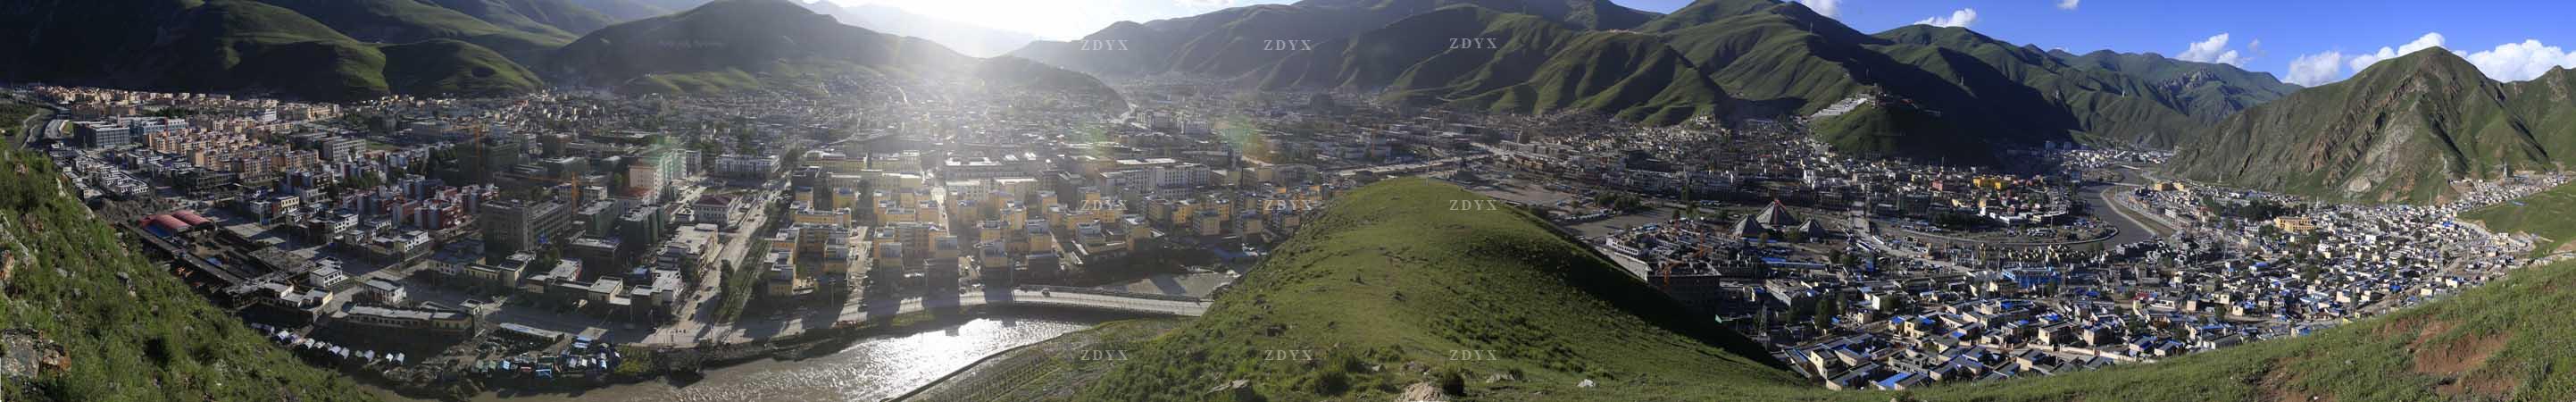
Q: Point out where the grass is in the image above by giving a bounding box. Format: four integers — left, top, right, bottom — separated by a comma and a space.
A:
1071, 178, 1805, 401
613, 345, 658, 377
2461, 181, 2576, 257
931, 178, 2576, 401
711, 240, 765, 323
0, 101, 43, 141
0, 148, 379, 401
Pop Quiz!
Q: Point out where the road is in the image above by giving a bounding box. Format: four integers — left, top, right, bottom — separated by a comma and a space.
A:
654, 180, 787, 347
17, 101, 61, 149
639, 288, 1205, 346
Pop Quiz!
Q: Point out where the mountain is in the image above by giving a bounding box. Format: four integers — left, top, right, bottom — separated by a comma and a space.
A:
1008, 0, 1661, 79
1014, 0, 2291, 161
548, 0, 1120, 103
427, 0, 624, 36
0, 0, 542, 102
793, 1, 1038, 58
2052, 49, 2305, 121
1641, 1, 2222, 157
251, 0, 577, 64
1255, 5, 1733, 124
944, 178, 2576, 401
563, 0, 682, 21
2168, 49, 2576, 204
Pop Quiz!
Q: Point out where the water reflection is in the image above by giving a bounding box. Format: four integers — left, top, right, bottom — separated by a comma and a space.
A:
430, 317, 1094, 402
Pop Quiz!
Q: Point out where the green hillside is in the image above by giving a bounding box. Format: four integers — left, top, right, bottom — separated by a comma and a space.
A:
1030, 0, 2283, 158
1009, 0, 1661, 79
563, 0, 679, 21
2460, 182, 2576, 257
1257, 5, 1732, 125
547, 0, 963, 93
252, 0, 576, 64
427, 0, 622, 36
2167, 49, 2563, 205
930, 178, 2576, 401
1638, 1, 2225, 155
1869, 26, 2203, 148
1070, 178, 1805, 401
551, 0, 1118, 101
0, 0, 542, 102
0, 149, 379, 401
379, 38, 549, 97
2052, 49, 2304, 122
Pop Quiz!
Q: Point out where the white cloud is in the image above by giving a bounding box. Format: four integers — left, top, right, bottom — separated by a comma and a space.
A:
2286, 51, 2345, 86
1914, 8, 1978, 28
1796, 0, 1841, 18
2347, 32, 2447, 72
2176, 33, 2248, 66
2460, 39, 2576, 81
1171, 0, 1235, 8
2057, 0, 2080, 11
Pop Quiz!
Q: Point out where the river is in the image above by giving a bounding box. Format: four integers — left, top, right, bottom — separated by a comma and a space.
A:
375, 316, 1101, 402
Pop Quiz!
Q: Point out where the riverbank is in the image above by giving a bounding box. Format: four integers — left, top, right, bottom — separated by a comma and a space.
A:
366, 306, 1158, 401
900, 318, 1188, 401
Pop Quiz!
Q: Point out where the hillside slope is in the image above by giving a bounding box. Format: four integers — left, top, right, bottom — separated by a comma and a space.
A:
253, 0, 576, 64
1071, 178, 1807, 401
2167, 49, 2571, 204
794, 1, 1038, 58
2052, 49, 2305, 122
2459, 181, 2576, 257
1256, 6, 1735, 125
1644, 1, 2221, 155
1007, 0, 1660, 79
954, 178, 2576, 401
0, 0, 543, 102
427, 0, 623, 36
548, 0, 1116, 103
0, 148, 379, 401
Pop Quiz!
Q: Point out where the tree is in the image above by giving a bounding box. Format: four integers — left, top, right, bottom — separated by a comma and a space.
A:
1812, 297, 1839, 329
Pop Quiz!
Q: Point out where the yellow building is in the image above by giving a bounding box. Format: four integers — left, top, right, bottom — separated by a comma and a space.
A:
2273, 216, 2318, 233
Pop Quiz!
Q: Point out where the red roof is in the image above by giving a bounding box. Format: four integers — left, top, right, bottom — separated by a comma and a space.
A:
146, 214, 189, 231
173, 210, 211, 226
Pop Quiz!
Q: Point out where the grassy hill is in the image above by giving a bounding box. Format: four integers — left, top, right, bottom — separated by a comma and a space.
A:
1257, 5, 1733, 125
379, 38, 549, 97
0, 0, 543, 102
0, 149, 379, 401
1868, 25, 2203, 148
1637, 1, 2225, 156
926, 178, 2576, 401
563, 0, 685, 21
2167, 49, 2565, 205
427, 0, 622, 36
1009, 0, 1660, 79
2051, 49, 2304, 122
252, 0, 576, 64
1068, 178, 1806, 400
551, 0, 1117, 102
2461, 182, 2576, 257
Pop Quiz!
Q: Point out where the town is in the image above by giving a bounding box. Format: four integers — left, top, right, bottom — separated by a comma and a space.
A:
11, 75, 2561, 394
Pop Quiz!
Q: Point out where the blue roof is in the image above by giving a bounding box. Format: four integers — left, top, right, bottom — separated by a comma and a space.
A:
1877, 373, 1915, 386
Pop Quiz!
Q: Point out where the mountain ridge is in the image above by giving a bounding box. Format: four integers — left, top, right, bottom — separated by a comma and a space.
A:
2168, 48, 2572, 204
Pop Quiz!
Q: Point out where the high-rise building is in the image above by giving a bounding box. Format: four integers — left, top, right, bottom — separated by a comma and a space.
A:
481, 199, 570, 260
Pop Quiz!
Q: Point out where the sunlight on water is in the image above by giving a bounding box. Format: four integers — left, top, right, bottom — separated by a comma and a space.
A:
460, 318, 1094, 402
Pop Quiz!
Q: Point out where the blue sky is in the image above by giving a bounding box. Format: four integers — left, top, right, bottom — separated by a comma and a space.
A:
838, 0, 2576, 85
